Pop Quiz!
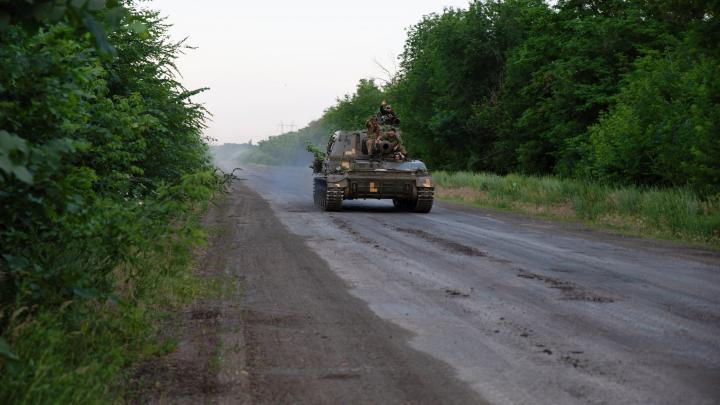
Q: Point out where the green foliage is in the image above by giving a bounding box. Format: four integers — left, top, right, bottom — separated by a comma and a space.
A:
389, 0, 552, 171
386, 0, 719, 195
322, 79, 386, 131
582, 44, 720, 193
0, 1, 218, 401
0, 212, 214, 404
305, 140, 326, 160
0, 0, 138, 57
434, 171, 720, 246
306, 141, 326, 172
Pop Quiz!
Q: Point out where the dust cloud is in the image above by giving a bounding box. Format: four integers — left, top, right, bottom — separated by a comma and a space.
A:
210, 143, 315, 194
209, 143, 254, 172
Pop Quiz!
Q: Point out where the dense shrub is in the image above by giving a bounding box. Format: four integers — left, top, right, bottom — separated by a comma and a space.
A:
583, 45, 720, 193
0, 1, 218, 395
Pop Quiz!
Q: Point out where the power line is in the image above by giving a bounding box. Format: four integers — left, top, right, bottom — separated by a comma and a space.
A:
278, 122, 296, 134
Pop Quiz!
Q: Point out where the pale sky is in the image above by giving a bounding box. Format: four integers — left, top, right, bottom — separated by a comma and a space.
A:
144, 0, 471, 144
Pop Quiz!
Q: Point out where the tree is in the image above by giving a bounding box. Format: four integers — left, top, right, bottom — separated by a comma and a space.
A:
322, 79, 385, 131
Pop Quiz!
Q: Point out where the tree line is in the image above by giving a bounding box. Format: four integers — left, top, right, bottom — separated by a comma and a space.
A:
253, 0, 718, 195
243, 78, 385, 165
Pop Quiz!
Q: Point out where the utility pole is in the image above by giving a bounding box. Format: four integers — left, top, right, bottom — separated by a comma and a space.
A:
278, 122, 297, 134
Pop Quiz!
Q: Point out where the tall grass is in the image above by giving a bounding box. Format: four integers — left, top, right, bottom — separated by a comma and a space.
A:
433, 171, 720, 246
0, 211, 218, 404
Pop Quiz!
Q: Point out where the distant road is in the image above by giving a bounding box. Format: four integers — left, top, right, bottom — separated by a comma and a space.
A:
230, 165, 720, 404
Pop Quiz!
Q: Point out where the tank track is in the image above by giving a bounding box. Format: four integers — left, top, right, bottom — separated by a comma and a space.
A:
412, 187, 434, 213
313, 178, 343, 211
313, 178, 324, 207
325, 188, 343, 211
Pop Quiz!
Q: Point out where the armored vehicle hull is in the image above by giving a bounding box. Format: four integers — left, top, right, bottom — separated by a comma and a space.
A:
311, 130, 434, 212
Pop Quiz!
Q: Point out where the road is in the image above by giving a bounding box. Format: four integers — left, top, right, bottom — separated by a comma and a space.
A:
229, 165, 719, 404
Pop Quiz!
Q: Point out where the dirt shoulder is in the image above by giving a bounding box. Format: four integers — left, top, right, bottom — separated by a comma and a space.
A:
130, 180, 483, 404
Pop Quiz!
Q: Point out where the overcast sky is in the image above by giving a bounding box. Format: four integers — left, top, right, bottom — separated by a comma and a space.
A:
144, 0, 471, 144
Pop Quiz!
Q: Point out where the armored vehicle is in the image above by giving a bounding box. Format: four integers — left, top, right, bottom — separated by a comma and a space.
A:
311, 130, 434, 212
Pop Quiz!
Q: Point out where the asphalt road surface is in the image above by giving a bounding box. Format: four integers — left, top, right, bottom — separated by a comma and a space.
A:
230, 165, 719, 404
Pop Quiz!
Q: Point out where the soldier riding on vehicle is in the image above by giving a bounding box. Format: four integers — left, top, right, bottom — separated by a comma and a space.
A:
365, 102, 406, 160
365, 115, 382, 158
380, 127, 406, 161
378, 101, 400, 126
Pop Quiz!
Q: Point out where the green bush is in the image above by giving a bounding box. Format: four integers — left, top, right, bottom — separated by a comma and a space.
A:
0, 2, 220, 401
582, 45, 720, 193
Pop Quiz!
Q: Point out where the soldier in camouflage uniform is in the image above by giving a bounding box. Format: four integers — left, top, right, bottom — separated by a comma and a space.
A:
381, 127, 407, 161
379, 101, 400, 126
365, 115, 382, 155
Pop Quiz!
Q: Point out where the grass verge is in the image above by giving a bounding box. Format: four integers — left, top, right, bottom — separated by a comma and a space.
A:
0, 210, 219, 404
433, 171, 720, 248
